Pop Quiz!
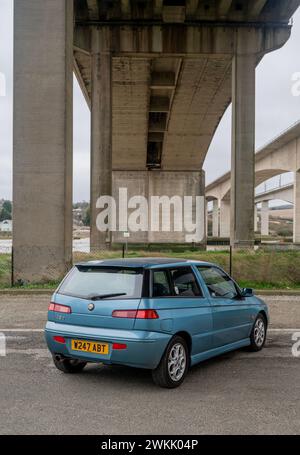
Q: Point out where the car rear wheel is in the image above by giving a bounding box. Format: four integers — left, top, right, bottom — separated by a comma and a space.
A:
152, 336, 189, 388
52, 355, 87, 374
249, 314, 267, 352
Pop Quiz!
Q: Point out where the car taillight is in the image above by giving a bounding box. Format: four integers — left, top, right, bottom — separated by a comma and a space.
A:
112, 343, 127, 350
53, 336, 66, 344
112, 309, 159, 319
48, 302, 72, 314
136, 310, 159, 319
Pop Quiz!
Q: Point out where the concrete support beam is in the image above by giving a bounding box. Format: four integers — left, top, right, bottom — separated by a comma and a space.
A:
230, 29, 256, 248
73, 57, 91, 109
151, 72, 176, 89
248, 0, 268, 18
261, 201, 269, 236
220, 200, 230, 238
90, 28, 112, 250
148, 132, 164, 142
254, 204, 258, 232
186, 1, 199, 17
87, 0, 99, 20
149, 97, 170, 112
218, 0, 233, 18
162, 6, 186, 23
153, 0, 163, 17
279, 0, 300, 20
86, 25, 291, 56
13, 0, 73, 283
121, 0, 131, 19
294, 170, 300, 243
74, 27, 91, 53
149, 114, 167, 133
212, 200, 219, 238
206, 200, 209, 239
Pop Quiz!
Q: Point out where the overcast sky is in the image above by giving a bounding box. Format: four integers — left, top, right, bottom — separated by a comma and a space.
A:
0, 1, 300, 202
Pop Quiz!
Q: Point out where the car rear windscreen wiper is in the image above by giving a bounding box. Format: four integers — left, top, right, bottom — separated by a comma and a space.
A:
90, 293, 127, 301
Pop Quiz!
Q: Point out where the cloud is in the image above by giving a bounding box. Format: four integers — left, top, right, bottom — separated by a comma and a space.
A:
0, 72, 6, 97
73, 76, 90, 201
0, 0, 13, 200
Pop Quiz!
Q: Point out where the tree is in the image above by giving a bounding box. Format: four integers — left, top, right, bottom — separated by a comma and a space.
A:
0, 200, 12, 222
83, 207, 90, 226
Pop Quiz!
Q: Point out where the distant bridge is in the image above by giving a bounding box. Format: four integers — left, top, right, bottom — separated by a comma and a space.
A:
206, 121, 300, 241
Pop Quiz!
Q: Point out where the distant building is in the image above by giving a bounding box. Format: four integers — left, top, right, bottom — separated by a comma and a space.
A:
73, 208, 83, 227
0, 220, 12, 232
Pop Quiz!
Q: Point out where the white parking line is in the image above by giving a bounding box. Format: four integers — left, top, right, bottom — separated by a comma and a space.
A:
269, 329, 300, 333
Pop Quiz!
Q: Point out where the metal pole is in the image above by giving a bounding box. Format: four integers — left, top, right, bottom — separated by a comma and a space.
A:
11, 246, 14, 287
229, 245, 233, 277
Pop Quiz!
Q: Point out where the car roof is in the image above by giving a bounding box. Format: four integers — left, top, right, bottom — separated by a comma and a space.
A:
75, 257, 213, 269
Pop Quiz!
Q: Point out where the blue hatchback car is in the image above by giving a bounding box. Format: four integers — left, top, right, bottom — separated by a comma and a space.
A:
45, 258, 269, 388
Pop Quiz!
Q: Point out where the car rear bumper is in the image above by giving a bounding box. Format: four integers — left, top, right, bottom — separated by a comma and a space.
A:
45, 321, 171, 369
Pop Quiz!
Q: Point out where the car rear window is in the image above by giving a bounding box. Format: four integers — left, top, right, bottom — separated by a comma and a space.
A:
58, 266, 144, 300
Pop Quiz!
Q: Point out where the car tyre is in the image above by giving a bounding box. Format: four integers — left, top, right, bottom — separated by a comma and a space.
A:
248, 314, 267, 352
52, 355, 87, 374
152, 336, 189, 388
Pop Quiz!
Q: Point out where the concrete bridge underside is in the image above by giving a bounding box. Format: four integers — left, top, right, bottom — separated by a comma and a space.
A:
255, 185, 293, 205
13, 0, 300, 282
206, 121, 300, 242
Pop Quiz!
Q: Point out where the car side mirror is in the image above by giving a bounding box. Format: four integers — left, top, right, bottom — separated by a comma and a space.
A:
241, 288, 254, 298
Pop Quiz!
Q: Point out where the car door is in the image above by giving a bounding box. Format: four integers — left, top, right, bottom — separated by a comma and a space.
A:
150, 266, 213, 356
196, 266, 253, 348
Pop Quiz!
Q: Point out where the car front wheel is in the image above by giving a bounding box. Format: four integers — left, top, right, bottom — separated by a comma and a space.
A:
152, 336, 189, 388
52, 355, 87, 374
249, 314, 267, 352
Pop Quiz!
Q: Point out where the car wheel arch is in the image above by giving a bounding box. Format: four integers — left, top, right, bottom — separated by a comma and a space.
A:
258, 310, 268, 326
174, 331, 192, 355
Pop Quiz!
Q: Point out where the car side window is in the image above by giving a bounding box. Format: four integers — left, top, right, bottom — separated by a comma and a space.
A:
170, 267, 202, 297
152, 270, 172, 297
197, 266, 238, 299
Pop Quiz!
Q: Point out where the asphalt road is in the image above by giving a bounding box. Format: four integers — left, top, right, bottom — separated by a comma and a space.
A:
0, 294, 299, 435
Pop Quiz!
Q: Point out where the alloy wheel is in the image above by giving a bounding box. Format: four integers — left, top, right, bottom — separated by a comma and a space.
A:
167, 343, 187, 382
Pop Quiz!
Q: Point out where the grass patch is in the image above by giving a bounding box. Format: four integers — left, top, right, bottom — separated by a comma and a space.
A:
0, 254, 11, 286
238, 281, 300, 290
0, 281, 59, 290
73, 248, 300, 289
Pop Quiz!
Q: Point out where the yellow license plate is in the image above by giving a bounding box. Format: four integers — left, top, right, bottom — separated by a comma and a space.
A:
71, 339, 109, 355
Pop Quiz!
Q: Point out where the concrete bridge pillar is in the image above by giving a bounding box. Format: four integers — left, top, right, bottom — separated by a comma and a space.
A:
261, 201, 269, 236
254, 204, 258, 232
220, 200, 230, 238
212, 200, 219, 238
206, 200, 209, 238
230, 29, 256, 248
13, 0, 73, 282
90, 27, 112, 251
294, 170, 300, 244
